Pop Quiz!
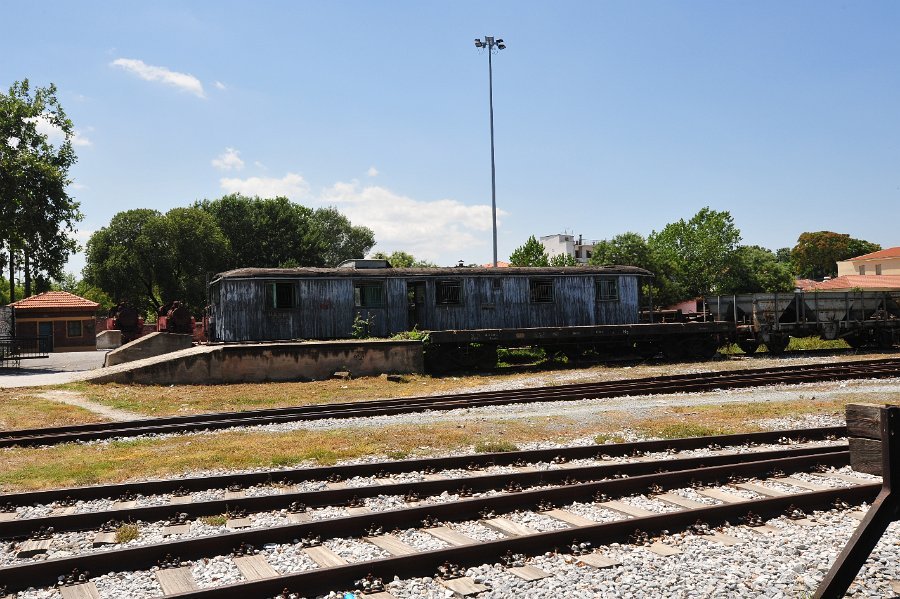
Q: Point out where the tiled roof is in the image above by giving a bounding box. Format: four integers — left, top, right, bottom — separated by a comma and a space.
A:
481, 261, 511, 268
798, 275, 900, 291
9, 291, 100, 309
848, 246, 900, 261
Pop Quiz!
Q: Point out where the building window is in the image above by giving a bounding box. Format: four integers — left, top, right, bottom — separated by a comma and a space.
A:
596, 278, 619, 302
265, 282, 295, 309
67, 320, 83, 338
354, 283, 384, 308
859, 265, 866, 275
436, 280, 462, 305
529, 278, 554, 303
876, 264, 882, 275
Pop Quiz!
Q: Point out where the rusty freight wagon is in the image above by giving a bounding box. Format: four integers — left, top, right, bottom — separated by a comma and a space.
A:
207, 260, 730, 369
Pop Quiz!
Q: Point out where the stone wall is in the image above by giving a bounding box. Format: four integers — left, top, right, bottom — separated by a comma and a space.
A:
87, 340, 423, 385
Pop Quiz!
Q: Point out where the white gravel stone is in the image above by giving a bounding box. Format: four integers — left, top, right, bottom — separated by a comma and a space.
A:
191, 555, 244, 588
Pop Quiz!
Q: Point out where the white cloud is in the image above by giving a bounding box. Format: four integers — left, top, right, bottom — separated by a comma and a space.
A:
211, 147, 244, 171
254, 161, 268, 170
320, 181, 503, 260
219, 173, 310, 199
110, 58, 206, 98
69, 182, 88, 191
214, 81, 227, 90
367, 166, 379, 177
28, 116, 92, 147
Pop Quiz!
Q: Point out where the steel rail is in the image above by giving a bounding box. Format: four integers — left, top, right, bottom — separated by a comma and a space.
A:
170, 484, 879, 599
0, 450, 859, 593
0, 426, 844, 506
2, 358, 898, 447
0, 444, 847, 539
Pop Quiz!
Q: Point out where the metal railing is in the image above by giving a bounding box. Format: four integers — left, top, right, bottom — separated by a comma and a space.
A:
0, 336, 51, 367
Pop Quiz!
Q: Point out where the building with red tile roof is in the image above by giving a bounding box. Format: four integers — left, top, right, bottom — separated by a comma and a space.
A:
796, 275, 900, 292
8, 291, 99, 352
837, 246, 900, 277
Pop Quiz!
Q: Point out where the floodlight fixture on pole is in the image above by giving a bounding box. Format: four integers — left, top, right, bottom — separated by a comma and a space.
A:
474, 35, 505, 267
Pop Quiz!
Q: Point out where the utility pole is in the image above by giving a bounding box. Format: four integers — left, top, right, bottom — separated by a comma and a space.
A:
474, 36, 506, 267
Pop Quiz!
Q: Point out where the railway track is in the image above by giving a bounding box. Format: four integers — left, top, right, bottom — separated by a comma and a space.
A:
0, 429, 878, 598
3, 358, 900, 448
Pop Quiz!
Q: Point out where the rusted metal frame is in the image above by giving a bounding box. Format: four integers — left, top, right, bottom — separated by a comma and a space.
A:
815, 406, 900, 599
0, 451, 857, 593
171, 484, 880, 599
0, 427, 846, 507
0, 445, 846, 539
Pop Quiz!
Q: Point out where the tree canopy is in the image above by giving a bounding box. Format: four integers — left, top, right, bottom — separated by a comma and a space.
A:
194, 194, 375, 269
721, 245, 794, 294
1, 79, 82, 301
509, 235, 550, 267
370, 250, 437, 268
790, 231, 881, 279
85, 195, 375, 316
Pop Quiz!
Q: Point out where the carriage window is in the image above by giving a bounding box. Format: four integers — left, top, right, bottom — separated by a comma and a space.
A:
265, 282, 295, 309
529, 279, 554, 303
596, 278, 619, 302
354, 283, 384, 308
437, 280, 462, 305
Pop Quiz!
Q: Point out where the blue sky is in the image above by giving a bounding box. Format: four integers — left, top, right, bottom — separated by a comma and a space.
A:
3, 1, 899, 273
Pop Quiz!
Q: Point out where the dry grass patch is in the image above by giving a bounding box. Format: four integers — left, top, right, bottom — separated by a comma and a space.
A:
0, 389, 107, 430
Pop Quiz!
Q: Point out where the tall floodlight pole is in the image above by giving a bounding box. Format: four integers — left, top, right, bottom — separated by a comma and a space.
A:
474, 36, 506, 267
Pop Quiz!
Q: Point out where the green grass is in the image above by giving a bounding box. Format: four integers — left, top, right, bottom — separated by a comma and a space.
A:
593, 433, 627, 444
720, 336, 851, 355
474, 439, 520, 453
115, 523, 140, 543
201, 514, 227, 526
643, 422, 736, 439
496, 346, 550, 367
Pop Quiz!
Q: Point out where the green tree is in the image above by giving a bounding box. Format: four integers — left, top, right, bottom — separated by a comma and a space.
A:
588, 232, 654, 269
195, 195, 375, 268
790, 231, 881, 279
549, 253, 578, 266
721, 245, 795, 294
648, 207, 741, 302
370, 250, 437, 268
1, 79, 82, 301
83, 208, 229, 315
509, 235, 550, 267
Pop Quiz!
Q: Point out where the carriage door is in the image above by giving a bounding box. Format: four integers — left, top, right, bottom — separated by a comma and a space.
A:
407, 281, 426, 330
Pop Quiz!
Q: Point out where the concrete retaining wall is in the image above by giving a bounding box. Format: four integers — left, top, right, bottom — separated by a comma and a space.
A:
104, 332, 194, 367
87, 340, 423, 385
96, 330, 122, 350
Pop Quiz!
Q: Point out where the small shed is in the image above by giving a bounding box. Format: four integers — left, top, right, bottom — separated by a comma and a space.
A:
9, 291, 99, 352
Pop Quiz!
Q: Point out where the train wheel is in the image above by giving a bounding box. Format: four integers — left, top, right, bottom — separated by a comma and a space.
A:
875, 330, 896, 350
844, 333, 868, 349
737, 339, 759, 355
633, 340, 659, 359
766, 334, 789, 355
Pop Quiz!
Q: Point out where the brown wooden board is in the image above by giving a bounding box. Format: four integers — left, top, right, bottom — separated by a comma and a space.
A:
481, 517, 537, 537
223, 490, 246, 500
234, 555, 279, 580
17, 538, 51, 558
598, 500, 655, 517
846, 403, 887, 439
706, 531, 744, 546
157, 567, 198, 595
849, 438, 883, 476
578, 553, 621, 568
92, 531, 117, 546
696, 488, 750, 504
656, 492, 708, 509
288, 512, 311, 524
59, 583, 101, 599
541, 508, 594, 527
423, 526, 477, 546
162, 524, 191, 536
647, 541, 681, 556
438, 577, 489, 596
169, 495, 191, 505
226, 517, 252, 529
303, 545, 348, 568
113, 500, 136, 510
780, 476, 830, 492
508, 565, 550, 581
366, 534, 419, 556
820, 471, 876, 485
734, 482, 788, 497
0, 512, 16, 522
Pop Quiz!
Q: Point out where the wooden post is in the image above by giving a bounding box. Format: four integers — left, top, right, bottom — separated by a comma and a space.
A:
815, 404, 900, 598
